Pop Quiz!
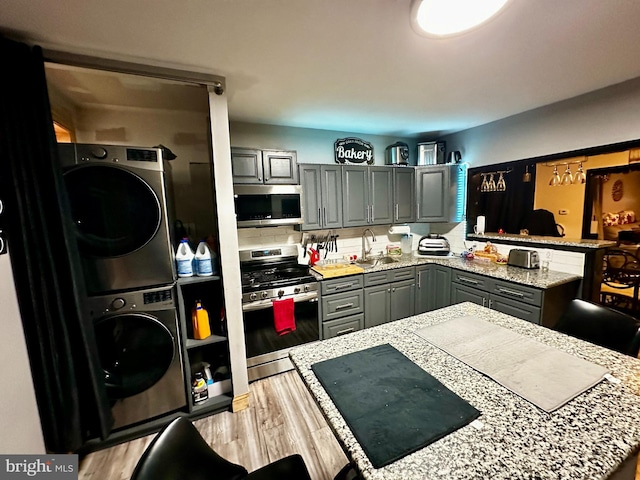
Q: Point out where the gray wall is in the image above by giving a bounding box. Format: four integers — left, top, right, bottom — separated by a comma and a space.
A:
230, 121, 418, 166
0, 251, 45, 453
440, 76, 640, 168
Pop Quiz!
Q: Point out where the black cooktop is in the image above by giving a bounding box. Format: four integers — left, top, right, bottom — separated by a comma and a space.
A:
241, 263, 314, 292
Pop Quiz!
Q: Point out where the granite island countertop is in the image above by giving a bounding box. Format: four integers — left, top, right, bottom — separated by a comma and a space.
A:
311, 254, 582, 290
290, 302, 640, 480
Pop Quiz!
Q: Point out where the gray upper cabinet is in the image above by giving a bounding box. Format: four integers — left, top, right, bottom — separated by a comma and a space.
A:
392, 166, 415, 223
262, 150, 298, 184
231, 147, 298, 184
299, 164, 342, 230
230, 147, 263, 184
415, 163, 467, 223
342, 166, 393, 227
416, 165, 449, 222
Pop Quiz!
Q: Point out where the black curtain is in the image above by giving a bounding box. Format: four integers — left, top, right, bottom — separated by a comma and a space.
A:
467, 163, 536, 234
0, 37, 111, 452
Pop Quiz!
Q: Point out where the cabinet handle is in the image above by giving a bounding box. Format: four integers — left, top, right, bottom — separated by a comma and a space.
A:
318, 208, 322, 227
482, 297, 486, 307
336, 327, 355, 336
366, 205, 371, 223
459, 277, 479, 285
323, 207, 327, 226
333, 283, 353, 290
392, 287, 396, 292
417, 203, 420, 219
258, 177, 262, 181
497, 288, 525, 298
371, 205, 375, 222
488, 299, 493, 309
418, 275, 421, 289
335, 302, 354, 310
395, 204, 399, 221
265, 176, 269, 181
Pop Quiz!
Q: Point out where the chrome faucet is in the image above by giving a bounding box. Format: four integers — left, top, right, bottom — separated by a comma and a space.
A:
361, 228, 376, 260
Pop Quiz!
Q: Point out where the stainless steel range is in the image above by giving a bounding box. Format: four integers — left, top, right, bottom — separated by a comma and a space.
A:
240, 246, 319, 381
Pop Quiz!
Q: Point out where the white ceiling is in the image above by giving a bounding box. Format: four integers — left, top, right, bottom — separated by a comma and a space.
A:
3, 0, 640, 137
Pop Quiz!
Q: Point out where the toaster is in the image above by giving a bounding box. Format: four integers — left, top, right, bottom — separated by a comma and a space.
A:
507, 249, 540, 269
417, 234, 451, 256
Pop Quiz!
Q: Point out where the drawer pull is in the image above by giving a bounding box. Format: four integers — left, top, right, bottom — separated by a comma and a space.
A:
336, 327, 355, 336
459, 277, 479, 285
335, 302, 354, 310
333, 283, 354, 290
497, 288, 525, 298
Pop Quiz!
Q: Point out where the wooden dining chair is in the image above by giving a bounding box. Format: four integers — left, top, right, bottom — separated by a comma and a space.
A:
555, 298, 640, 357
600, 248, 640, 313
130, 416, 312, 480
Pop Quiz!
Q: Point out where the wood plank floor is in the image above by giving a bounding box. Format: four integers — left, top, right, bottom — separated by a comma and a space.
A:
78, 371, 348, 480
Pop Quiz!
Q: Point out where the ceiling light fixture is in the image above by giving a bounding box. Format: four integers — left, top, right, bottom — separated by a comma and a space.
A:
411, 0, 510, 37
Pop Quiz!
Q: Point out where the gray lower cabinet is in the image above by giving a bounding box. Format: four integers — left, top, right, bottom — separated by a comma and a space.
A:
319, 275, 364, 339
449, 269, 579, 326
450, 283, 542, 324
342, 166, 393, 227
323, 314, 365, 339
363, 267, 415, 328
415, 264, 452, 314
299, 164, 342, 230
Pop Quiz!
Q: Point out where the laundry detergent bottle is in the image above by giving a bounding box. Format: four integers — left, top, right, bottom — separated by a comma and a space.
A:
195, 241, 213, 276
192, 301, 211, 340
176, 238, 195, 277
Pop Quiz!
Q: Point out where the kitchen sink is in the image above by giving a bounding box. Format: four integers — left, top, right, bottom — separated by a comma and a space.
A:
355, 256, 399, 268
376, 256, 399, 264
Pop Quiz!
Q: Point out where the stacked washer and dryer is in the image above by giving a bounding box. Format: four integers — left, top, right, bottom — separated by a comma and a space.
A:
58, 143, 186, 432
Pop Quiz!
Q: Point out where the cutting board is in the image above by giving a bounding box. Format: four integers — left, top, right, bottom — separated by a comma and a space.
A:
311, 263, 364, 278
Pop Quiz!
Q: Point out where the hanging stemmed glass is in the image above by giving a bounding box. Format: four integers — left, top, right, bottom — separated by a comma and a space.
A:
561, 164, 573, 185
480, 174, 489, 192
549, 165, 560, 186
496, 172, 506, 191
487, 173, 496, 192
574, 162, 586, 184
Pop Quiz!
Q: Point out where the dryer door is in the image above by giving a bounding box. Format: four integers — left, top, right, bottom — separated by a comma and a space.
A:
95, 312, 175, 399
64, 164, 161, 258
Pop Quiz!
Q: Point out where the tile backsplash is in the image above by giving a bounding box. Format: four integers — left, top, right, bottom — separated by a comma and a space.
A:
237, 222, 585, 276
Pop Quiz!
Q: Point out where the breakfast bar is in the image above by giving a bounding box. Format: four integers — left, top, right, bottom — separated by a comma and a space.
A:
290, 302, 640, 480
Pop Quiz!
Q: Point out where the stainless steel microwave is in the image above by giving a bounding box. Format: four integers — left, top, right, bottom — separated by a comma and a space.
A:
234, 185, 304, 227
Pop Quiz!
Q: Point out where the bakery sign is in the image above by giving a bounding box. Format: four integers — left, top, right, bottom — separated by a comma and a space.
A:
334, 137, 374, 165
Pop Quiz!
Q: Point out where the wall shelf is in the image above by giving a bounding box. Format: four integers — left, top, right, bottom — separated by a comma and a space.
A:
178, 275, 221, 285
185, 334, 227, 350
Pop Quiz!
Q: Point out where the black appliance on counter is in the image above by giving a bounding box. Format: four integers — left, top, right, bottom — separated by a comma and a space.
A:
240, 246, 319, 381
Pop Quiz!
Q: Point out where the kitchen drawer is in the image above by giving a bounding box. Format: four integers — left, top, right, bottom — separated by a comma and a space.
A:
451, 269, 493, 291
364, 270, 391, 287
322, 314, 364, 339
489, 295, 541, 324
364, 266, 415, 287
321, 275, 364, 295
321, 290, 364, 321
389, 266, 415, 282
490, 279, 542, 307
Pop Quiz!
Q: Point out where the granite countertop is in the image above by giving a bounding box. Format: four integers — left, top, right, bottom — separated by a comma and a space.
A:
290, 302, 640, 480
467, 233, 616, 250
310, 254, 582, 289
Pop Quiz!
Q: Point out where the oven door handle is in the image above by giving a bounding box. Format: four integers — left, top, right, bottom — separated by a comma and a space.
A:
242, 291, 319, 312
